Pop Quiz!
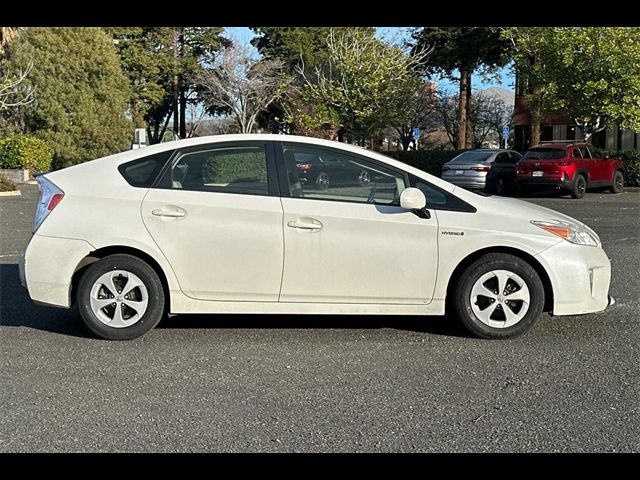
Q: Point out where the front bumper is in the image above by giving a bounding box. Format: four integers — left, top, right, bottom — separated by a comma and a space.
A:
535, 241, 612, 316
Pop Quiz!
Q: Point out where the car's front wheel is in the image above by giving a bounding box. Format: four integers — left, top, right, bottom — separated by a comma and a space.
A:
609, 170, 624, 194
454, 253, 545, 339
77, 254, 165, 340
571, 174, 587, 199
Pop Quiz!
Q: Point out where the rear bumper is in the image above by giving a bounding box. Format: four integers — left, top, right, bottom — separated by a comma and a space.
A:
535, 242, 612, 316
443, 177, 486, 189
22, 233, 93, 308
517, 176, 573, 190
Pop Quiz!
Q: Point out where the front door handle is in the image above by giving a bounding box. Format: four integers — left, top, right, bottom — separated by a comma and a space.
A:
287, 218, 323, 231
152, 206, 187, 218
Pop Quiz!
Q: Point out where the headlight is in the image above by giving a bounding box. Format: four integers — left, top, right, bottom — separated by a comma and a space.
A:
531, 219, 600, 247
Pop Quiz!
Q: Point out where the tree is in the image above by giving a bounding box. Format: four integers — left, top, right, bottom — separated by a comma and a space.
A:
300, 28, 429, 146
7, 28, 132, 168
0, 62, 34, 112
0, 27, 18, 55
390, 82, 437, 151
504, 27, 640, 143
196, 43, 290, 134
107, 27, 228, 143
435, 90, 511, 149
409, 28, 511, 149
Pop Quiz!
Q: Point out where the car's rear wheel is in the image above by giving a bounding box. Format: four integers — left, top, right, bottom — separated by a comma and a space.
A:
496, 178, 507, 196
453, 253, 545, 339
77, 254, 165, 340
570, 174, 587, 199
609, 170, 624, 194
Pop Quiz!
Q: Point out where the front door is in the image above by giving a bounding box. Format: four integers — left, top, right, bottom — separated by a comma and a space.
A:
141, 142, 284, 302
277, 142, 439, 305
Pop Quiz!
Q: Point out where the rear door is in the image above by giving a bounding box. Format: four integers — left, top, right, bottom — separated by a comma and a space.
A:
141, 141, 284, 302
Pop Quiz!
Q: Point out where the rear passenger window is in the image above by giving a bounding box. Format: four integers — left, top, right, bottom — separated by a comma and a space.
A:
118, 150, 174, 187
573, 148, 583, 158
171, 145, 268, 196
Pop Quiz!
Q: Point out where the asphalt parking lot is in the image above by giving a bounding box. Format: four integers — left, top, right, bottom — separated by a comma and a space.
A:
1, 184, 638, 452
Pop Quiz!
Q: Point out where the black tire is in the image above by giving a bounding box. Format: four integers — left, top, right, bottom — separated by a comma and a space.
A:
77, 254, 165, 340
453, 253, 545, 339
609, 170, 624, 194
571, 174, 587, 199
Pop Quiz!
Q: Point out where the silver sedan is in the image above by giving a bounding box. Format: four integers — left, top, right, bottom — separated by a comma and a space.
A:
441, 149, 520, 191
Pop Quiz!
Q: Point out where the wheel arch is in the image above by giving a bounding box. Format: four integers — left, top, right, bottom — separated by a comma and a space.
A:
445, 246, 554, 313
70, 246, 171, 311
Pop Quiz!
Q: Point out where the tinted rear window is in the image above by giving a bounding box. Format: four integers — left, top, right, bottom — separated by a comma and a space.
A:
449, 151, 495, 163
119, 150, 174, 187
523, 148, 566, 160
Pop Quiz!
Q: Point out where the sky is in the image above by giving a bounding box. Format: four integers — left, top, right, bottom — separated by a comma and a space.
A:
223, 27, 515, 93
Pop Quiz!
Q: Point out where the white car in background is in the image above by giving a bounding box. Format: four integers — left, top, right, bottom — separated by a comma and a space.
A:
19, 135, 614, 340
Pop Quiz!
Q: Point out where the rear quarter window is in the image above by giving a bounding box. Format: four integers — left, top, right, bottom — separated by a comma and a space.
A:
119, 150, 174, 187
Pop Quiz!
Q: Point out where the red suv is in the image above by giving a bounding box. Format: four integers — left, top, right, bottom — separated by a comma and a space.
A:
516, 142, 625, 199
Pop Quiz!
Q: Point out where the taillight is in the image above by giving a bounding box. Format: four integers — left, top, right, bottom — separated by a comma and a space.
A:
296, 163, 313, 171
471, 166, 490, 172
33, 176, 64, 233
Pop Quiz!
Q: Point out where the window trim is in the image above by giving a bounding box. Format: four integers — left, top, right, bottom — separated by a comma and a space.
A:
274, 141, 411, 207
154, 141, 280, 197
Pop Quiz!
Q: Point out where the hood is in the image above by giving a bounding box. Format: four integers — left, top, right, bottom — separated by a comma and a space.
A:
480, 195, 586, 227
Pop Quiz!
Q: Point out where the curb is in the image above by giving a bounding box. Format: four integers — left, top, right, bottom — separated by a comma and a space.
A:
0, 190, 21, 197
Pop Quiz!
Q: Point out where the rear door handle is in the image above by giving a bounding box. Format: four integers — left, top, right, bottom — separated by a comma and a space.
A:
287, 218, 323, 231
152, 206, 187, 218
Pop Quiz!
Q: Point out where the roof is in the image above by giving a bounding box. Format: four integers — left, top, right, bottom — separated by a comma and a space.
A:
530, 142, 588, 149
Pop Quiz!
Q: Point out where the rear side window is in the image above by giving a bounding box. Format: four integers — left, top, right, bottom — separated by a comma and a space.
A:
170, 145, 268, 196
119, 150, 174, 187
523, 148, 566, 160
572, 147, 584, 158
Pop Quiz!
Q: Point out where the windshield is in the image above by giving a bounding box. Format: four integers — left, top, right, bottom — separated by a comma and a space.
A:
449, 151, 495, 163
523, 148, 566, 160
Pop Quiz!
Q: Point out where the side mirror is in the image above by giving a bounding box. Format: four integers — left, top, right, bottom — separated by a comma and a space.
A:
400, 187, 426, 210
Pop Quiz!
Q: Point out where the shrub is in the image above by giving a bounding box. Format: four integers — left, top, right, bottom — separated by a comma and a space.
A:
607, 150, 640, 187
0, 174, 17, 192
0, 135, 53, 173
382, 150, 465, 176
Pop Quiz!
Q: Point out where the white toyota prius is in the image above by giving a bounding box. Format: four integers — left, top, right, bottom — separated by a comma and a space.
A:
19, 134, 614, 340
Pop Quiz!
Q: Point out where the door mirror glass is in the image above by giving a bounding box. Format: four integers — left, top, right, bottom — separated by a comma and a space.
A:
400, 187, 426, 210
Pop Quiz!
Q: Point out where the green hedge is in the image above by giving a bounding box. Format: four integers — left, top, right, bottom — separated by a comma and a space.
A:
0, 135, 53, 173
607, 150, 640, 187
0, 174, 17, 192
383, 150, 465, 176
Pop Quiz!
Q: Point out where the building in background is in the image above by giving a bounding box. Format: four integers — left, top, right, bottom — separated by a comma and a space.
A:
512, 72, 639, 152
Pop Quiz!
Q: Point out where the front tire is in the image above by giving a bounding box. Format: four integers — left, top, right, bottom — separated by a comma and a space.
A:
453, 253, 545, 339
571, 174, 587, 199
77, 254, 165, 340
609, 170, 624, 194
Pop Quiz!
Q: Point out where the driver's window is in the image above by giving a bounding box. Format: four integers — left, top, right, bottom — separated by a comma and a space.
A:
282, 144, 405, 205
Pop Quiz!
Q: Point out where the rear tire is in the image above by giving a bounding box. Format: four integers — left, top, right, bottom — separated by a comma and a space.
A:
609, 170, 624, 194
453, 253, 545, 339
570, 174, 587, 199
77, 254, 165, 340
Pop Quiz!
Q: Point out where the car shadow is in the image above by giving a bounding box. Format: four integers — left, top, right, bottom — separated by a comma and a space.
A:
0, 263, 471, 339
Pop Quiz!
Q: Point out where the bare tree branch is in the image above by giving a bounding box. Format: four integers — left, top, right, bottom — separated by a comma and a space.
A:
196, 43, 291, 134
0, 61, 35, 110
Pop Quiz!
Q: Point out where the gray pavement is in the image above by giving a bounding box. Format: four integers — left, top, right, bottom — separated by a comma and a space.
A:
1, 184, 638, 452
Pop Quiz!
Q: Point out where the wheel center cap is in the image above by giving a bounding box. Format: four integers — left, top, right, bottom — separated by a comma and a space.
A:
116, 295, 123, 302
497, 296, 504, 303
